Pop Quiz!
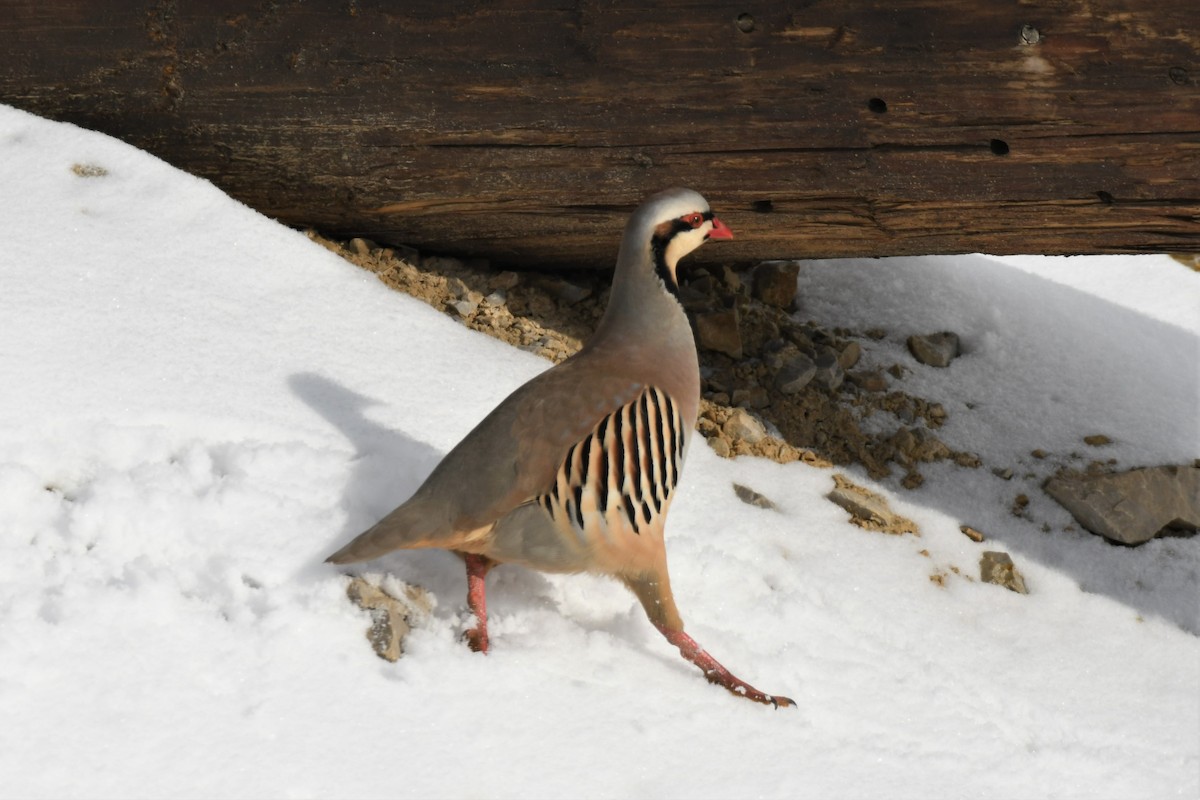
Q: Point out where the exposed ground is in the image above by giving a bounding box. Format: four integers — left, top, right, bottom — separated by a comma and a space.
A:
308, 231, 983, 489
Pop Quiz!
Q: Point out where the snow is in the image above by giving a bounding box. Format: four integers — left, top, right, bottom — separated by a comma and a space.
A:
1, 103, 1197, 799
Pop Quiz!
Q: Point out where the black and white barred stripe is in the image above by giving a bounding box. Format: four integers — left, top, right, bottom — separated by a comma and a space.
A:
540, 386, 686, 538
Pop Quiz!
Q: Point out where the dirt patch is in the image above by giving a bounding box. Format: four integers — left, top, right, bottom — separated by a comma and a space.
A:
310, 231, 978, 485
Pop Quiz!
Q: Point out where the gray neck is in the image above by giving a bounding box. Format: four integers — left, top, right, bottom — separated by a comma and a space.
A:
591, 234, 693, 354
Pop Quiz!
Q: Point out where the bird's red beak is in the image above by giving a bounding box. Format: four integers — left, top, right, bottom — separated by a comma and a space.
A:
707, 216, 734, 240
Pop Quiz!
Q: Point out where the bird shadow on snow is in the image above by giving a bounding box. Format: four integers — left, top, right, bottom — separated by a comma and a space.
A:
799, 255, 1200, 633
286, 371, 558, 622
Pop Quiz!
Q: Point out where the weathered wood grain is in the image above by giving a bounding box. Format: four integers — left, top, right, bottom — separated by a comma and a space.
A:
2, 1, 1197, 266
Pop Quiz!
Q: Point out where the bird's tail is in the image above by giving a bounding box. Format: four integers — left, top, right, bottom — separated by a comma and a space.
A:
325, 501, 448, 564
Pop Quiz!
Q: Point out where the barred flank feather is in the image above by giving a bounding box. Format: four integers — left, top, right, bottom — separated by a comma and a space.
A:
539, 386, 686, 540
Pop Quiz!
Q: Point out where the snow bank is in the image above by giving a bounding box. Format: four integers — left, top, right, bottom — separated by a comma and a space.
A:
1, 104, 1196, 799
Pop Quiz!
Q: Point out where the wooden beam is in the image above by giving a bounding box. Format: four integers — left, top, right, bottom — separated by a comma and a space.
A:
2, 1, 1197, 267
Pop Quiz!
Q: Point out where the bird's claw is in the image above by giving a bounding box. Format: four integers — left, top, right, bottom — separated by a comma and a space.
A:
462, 626, 489, 654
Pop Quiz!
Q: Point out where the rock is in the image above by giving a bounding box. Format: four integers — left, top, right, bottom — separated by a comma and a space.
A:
423, 255, 465, 274
345, 576, 432, 662
907, 331, 961, 367
685, 273, 717, 296
1011, 494, 1030, 516
980, 551, 1028, 594
826, 473, 920, 535
695, 307, 742, 358
677, 284, 713, 312
775, 352, 816, 394
953, 452, 982, 468
703, 370, 730, 393
890, 426, 950, 465
960, 525, 986, 543
489, 270, 521, 291
1030, 448, 1048, 459
992, 467, 1014, 480
786, 329, 816, 356
450, 298, 479, 318
733, 483, 778, 510
847, 369, 888, 393
761, 339, 791, 371
389, 243, 422, 265
348, 237, 375, 257
708, 436, 732, 458
927, 403, 948, 426
751, 261, 800, 309
838, 340, 862, 370
721, 265, 743, 293
813, 350, 844, 390
891, 427, 917, 456
723, 408, 767, 444
1083, 434, 1113, 447
534, 276, 592, 305
71, 162, 108, 177
1044, 465, 1200, 545
731, 385, 770, 409
911, 428, 951, 462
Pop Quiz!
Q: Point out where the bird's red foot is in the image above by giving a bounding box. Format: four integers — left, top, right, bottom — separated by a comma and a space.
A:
703, 668, 794, 708
462, 625, 489, 654
660, 626, 794, 709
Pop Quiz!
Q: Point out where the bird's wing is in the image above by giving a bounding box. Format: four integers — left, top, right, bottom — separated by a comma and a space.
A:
325, 357, 646, 562
437, 359, 649, 531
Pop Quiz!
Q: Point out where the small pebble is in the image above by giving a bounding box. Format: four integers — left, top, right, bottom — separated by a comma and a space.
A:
489, 271, 521, 291
847, 370, 888, 392
838, 341, 862, 370
775, 353, 816, 394
907, 332, 961, 368
695, 308, 743, 359
960, 525, 986, 543
733, 483, 778, 511
813, 350, 844, 390
751, 261, 800, 309
980, 551, 1028, 594
723, 408, 768, 444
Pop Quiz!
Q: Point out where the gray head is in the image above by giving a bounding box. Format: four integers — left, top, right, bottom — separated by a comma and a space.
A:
592, 188, 734, 347
619, 187, 734, 294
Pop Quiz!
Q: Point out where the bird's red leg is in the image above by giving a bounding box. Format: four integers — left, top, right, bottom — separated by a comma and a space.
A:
461, 553, 495, 654
656, 625, 795, 708
624, 570, 793, 708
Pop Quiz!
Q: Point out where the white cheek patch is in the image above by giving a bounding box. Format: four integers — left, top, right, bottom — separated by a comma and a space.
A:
664, 230, 704, 273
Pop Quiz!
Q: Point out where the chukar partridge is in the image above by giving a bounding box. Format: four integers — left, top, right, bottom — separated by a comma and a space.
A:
328, 187, 792, 707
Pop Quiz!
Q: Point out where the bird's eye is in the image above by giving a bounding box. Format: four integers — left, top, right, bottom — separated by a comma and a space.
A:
684, 213, 704, 228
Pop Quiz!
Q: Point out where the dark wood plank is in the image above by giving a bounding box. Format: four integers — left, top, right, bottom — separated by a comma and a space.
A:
2, 0, 1197, 266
